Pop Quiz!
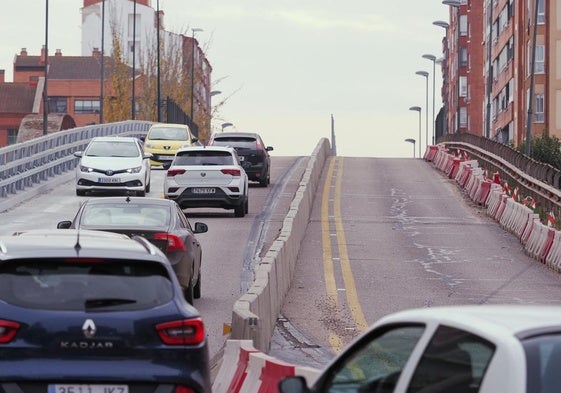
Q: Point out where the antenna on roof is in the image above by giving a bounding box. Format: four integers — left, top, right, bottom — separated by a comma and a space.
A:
74, 229, 82, 254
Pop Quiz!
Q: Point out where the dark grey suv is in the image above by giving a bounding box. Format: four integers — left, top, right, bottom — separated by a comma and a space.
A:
208, 131, 273, 187
0, 229, 211, 393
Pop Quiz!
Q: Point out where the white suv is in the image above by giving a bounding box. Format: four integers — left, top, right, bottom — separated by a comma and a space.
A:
164, 146, 249, 217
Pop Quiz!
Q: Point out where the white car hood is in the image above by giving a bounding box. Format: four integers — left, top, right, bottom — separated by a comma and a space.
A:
80, 156, 142, 170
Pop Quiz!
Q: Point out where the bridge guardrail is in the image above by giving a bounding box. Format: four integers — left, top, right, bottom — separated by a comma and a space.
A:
0, 120, 152, 211
438, 134, 561, 214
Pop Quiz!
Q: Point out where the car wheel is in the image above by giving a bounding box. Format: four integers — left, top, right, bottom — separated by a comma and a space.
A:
76, 189, 86, 196
234, 203, 245, 217
194, 271, 201, 299
184, 283, 194, 305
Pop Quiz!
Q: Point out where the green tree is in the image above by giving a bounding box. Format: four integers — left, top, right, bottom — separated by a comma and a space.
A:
518, 130, 561, 170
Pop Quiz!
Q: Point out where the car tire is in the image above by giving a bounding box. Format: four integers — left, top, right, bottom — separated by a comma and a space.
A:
76, 189, 86, 196
234, 203, 245, 217
184, 283, 194, 305
194, 271, 201, 299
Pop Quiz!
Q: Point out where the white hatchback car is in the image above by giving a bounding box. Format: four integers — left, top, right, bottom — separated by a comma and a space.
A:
280, 304, 561, 393
74, 136, 152, 196
164, 146, 249, 217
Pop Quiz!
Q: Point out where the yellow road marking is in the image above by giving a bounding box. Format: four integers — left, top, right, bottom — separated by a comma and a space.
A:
333, 160, 368, 332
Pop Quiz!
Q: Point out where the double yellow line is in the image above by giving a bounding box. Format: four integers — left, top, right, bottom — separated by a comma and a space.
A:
321, 157, 368, 353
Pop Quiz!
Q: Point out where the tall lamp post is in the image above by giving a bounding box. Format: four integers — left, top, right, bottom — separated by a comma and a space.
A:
409, 106, 422, 158
156, 0, 161, 122
433, 20, 450, 135
43, 0, 49, 136
404, 138, 416, 158
190, 28, 203, 129
221, 122, 233, 132
422, 54, 437, 145
100, 0, 105, 124
131, 0, 137, 120
416, 71, 429, 153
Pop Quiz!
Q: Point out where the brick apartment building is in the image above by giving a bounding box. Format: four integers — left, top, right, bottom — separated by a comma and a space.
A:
440, 0, 548, 148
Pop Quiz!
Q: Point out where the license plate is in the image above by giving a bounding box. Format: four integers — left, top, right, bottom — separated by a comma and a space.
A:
98, 177, 121, 183
192, 187, 215, 194
48, 384, 128, 393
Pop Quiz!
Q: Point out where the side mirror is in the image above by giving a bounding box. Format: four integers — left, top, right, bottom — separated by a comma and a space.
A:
144, 152, 153, 159
278, 376, 309, 393
193, 222, 208, 234
266, 146, 274, 151
73, 151, 83, 158
140, 136, 146, 142
57, 221, 72, 229
191, 137, 199, 144
163, 161, 172, 170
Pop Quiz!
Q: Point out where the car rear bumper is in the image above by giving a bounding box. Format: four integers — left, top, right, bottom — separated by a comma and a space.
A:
166, 188, 245, 209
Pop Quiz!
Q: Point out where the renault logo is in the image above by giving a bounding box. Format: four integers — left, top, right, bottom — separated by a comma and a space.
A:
82, 319, 97, 338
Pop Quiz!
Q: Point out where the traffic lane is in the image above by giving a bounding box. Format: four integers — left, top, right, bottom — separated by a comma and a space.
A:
274, 157, 561, 365
0, 156, 307, 365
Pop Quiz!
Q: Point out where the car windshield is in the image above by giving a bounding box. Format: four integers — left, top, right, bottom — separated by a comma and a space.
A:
523, 334, 561, 393
211, 137, 257, 150
148, 127, 189, 141
81, 203, 171, 227
86, 140, 140, 158
174, 150, 235, 166
0, 259, 174, 311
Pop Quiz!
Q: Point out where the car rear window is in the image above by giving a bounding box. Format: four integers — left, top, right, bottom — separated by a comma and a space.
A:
0, 259, 173, 311
211, 137, 257, 150
174, 150, 235, 166
81, 203, 170, 227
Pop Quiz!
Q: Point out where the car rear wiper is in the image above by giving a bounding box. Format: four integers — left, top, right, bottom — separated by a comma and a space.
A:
85, 298, 137, 309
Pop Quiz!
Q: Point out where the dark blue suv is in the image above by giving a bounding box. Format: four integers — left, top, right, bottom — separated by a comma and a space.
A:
0, 229, 211, 393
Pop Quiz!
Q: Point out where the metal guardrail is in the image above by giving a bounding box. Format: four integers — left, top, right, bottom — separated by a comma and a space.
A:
439, 133, 561, 213
0, 120, 152, 201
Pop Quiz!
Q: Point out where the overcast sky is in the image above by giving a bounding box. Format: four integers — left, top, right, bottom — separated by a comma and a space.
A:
0, 1, 450, 157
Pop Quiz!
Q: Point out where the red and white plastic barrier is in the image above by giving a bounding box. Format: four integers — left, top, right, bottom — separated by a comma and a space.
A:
213, 339, 320, 393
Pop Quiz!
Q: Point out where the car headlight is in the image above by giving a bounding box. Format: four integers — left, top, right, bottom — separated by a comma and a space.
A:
79, 165, 94, 173
127, 166, 143, 174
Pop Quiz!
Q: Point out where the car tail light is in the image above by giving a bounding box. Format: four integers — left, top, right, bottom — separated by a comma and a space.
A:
0, 320, 20, 343
167, 169, 186, 177
156, 318, 205, 345
221, 169, 241, 176
154, 233, 187, 252
174, 387, 196, 393
255, 139, 263, 150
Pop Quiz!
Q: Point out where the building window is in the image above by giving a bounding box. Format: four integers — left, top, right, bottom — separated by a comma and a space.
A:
538, 0, 545, 24
459, 15, 468, 36
7, 129, 18, 145
460, 47, 468, 67
75, 100, 100, 114
528, 44, 545, 74
535, 93, 544, 122
48, 97, 67, 114
459, 76, 467, 97
459, 107, 468, 127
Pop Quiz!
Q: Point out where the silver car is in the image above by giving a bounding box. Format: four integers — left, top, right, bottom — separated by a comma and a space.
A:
74, 136, 152, 196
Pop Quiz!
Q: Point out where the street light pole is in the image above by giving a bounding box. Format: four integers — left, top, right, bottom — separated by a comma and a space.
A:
190, 28, 203, 130
156, 0, 161, 122
422, 54, 437, 145
100, 0, 105, 124
404, 138, 416, 158
131, 0, 137, 120
43, 0, 49, 136
416, 71, 429, 153
409, 106, 422, 158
